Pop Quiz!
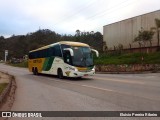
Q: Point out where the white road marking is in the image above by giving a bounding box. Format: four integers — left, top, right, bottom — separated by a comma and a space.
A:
42, 77, 115, 92
81, 84, 114, 92
36, 76, 160, 101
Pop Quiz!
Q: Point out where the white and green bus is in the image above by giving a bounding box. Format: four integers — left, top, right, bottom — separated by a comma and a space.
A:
28, 41, 99, 78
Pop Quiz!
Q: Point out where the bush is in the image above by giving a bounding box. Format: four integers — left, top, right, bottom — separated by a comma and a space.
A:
94, 52, 160, 65
9, 60, 28, 68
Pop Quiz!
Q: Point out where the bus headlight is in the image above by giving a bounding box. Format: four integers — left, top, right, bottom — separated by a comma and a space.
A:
92, 67, 95, 71
70, 67, 78, 72
74, 68, 78, 72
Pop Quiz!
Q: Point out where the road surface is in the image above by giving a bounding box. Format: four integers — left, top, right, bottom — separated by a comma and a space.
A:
0, 63, 160, 120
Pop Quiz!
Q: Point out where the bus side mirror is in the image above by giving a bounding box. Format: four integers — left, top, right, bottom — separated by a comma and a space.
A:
63, 48, 74, 56
91, 49, 99, 57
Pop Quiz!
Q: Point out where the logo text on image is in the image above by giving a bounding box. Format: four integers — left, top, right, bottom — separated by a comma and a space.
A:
2, 112, 11, 117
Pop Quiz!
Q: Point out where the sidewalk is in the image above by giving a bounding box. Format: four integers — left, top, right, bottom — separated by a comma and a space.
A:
96, 71, 160, 74
0, 72, 16, 112
0, 72, 10, 84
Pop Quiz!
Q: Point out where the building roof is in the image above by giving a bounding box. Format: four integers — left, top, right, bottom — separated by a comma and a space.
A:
59, 41, 89, 47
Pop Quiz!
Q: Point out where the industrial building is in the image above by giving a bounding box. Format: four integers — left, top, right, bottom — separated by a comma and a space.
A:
103, 10, 160, 51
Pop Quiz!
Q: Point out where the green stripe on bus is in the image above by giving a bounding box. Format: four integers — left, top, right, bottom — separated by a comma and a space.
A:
42, 57, 55, 71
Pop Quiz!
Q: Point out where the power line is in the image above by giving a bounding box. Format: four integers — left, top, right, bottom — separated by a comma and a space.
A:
54, 0, 136, 27
84, 0, 130, 20
52, 0, 140, 34
85, 0, 139, 21
88, 0, 140, 33
80, 0, 139, 27
53, 0, 98, 26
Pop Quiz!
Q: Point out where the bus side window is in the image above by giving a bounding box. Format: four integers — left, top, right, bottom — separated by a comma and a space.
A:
54, 45, 62, 57
64, 51, 72, 65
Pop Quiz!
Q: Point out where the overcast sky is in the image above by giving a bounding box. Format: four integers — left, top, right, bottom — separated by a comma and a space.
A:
0, 0, 160, 38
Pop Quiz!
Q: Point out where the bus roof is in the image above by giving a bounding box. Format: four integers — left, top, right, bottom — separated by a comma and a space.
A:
59, 41, 89, 47
29, 41, 90, 53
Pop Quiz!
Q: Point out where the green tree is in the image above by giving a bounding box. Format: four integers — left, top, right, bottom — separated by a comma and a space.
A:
90, 31, 94, 35
0, 36, 5, 59
134, 30, 154, 47
118, 44, 123, 54
0, 29, 103, 60
151, 18, 160, 47
93, 32, 103, 51
75, 30, 81, 36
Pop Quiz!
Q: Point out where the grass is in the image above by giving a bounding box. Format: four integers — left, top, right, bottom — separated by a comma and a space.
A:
94, 52, 160, 65
8, 61, 28, 68
0, 83, 8, 94
7, 52, 160, 68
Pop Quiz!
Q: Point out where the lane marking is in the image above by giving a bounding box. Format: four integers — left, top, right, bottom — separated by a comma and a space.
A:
45, 78, 145, 98
81, 84, 114, 92
32, 76, 160, 101
43, 77, 115, 92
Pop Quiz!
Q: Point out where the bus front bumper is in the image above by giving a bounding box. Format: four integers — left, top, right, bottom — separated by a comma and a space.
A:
69, 70, 95, 77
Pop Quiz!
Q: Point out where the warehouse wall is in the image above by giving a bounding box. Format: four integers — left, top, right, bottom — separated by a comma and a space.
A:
103, 10, 160, 50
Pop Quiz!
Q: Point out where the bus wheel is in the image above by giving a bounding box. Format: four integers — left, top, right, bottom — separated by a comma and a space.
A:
58, 69, 63, 79
34, 68, 38, 75
32, 67, 35, 75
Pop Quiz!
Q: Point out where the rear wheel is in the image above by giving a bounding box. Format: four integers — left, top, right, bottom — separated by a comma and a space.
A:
57, 69, 63, 79
33, 67, 38, 75
32, 67, 35, 75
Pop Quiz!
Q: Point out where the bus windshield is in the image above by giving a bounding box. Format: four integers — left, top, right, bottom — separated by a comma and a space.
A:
71, 46, 93, 67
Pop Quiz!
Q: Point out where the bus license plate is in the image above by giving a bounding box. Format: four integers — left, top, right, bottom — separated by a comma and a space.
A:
84, 74, 88, 76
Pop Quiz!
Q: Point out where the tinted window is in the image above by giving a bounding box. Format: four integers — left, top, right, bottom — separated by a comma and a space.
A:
63, 51, 72, 65
54, 45, 62, 57
29, 44, 62, 59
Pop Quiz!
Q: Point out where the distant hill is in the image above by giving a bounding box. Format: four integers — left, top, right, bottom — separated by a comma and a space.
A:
0, 29, 103, 60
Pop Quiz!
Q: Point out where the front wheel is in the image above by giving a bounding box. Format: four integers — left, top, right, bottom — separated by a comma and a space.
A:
57, 69, 63, 79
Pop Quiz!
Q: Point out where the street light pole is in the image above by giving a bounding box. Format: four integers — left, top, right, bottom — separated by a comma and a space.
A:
5, 50, 8, 62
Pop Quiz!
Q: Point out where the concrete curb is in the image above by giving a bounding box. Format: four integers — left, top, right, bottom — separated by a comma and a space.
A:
96, 71, 160, 74
0, 72, 15, 108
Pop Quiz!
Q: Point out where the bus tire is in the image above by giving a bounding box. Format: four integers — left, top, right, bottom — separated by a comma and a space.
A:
57, 68, 63, 79
34, 67, 38, 75
32, 67, 35, 75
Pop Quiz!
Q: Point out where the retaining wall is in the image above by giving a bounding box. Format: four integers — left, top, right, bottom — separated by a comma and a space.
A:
95, 64, 160, 73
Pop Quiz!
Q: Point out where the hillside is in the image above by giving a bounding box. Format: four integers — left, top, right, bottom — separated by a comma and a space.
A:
0, 29, 103, 60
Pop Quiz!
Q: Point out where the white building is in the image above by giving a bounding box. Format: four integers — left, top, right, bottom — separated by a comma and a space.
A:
103, 10, 160, 51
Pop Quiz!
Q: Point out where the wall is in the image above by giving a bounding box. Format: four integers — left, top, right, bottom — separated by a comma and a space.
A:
103, 10, 160, 50
96, 64, 160, 73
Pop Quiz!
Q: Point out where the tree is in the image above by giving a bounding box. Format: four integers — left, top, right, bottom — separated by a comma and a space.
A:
75, 29, 81, 36
0, 36, 4, 40
134, 29, 154, 47
92, 32, 103, 51
90, 31, 94, 35
151, 18, 160, 47
0, 29, 103, 60
118, 44, 123, 54
0, 36, 5, 59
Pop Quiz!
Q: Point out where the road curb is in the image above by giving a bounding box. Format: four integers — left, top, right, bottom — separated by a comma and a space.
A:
96, 71, 160, 74
0, 72, 16, 108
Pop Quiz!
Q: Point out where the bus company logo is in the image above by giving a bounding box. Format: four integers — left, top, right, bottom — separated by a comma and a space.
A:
65, 71, 71, 76
33, 59, 42, 63
55, 60, 61, 62
2, 112, 42, 117
2, 112, 11, 117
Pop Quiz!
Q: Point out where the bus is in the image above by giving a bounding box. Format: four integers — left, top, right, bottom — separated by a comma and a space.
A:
28, 41, 99, 78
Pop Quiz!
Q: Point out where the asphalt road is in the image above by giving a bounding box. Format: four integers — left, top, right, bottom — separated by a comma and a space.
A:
0, 63, 160, 120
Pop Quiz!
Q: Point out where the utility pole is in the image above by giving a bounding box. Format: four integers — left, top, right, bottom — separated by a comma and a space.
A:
5, 50, 8, 62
